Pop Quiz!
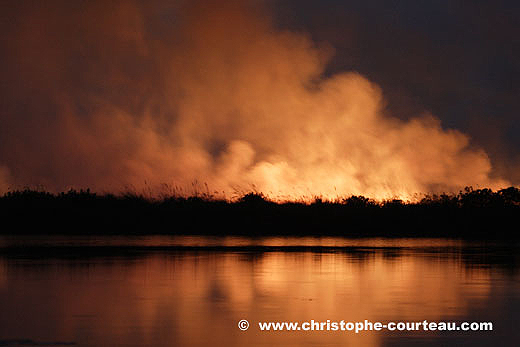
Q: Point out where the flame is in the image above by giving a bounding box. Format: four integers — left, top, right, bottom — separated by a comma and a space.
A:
0, 0, 509, 200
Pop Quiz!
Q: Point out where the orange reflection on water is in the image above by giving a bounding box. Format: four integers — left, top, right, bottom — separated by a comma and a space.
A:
0, 241, 503, 347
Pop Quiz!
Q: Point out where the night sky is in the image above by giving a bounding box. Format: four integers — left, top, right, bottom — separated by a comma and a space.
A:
273, 0, 520, 180
0, 0, 518, 198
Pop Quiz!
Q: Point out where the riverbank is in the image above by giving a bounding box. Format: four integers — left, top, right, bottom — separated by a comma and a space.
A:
1, 187, 519, 238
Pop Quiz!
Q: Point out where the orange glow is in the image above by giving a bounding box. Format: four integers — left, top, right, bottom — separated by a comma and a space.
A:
0, 0, 509, 201
0, 242, 497, 346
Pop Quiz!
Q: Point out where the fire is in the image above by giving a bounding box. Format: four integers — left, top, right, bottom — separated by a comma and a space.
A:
0, 0, 509, 201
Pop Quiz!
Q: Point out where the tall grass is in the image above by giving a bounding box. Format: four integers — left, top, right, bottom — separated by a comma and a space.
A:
1, 186, 519, 238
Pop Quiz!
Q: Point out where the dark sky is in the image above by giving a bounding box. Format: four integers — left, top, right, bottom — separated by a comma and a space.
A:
0, 0, 518, 195
273, 0, 520, 180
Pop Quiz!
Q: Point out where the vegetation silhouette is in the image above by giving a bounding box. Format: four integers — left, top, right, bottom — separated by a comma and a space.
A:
1, 186, 519, 238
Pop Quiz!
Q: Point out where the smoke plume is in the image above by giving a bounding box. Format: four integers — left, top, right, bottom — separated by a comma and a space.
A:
0, 0, 508, 200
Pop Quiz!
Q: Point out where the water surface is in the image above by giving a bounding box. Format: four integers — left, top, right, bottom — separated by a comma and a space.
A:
0, 236, 518, 346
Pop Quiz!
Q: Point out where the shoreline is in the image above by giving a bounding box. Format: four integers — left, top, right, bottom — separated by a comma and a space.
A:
1, 188, 519, 239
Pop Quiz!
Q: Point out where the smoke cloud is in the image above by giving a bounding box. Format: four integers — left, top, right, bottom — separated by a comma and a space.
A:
0, 0, 509, 200
0, 166, 11, 194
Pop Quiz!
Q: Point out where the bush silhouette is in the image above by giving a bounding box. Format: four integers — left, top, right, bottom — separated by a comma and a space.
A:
1, 186, 519, 238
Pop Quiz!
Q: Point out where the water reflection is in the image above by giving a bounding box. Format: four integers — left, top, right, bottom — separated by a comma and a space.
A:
0, 237, 518, 346
0, 235, 474, 248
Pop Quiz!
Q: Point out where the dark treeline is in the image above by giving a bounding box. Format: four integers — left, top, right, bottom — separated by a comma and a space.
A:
1, 187, 519, 238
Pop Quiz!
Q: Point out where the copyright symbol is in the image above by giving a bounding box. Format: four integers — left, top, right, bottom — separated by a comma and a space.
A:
238, 319, 249, 331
